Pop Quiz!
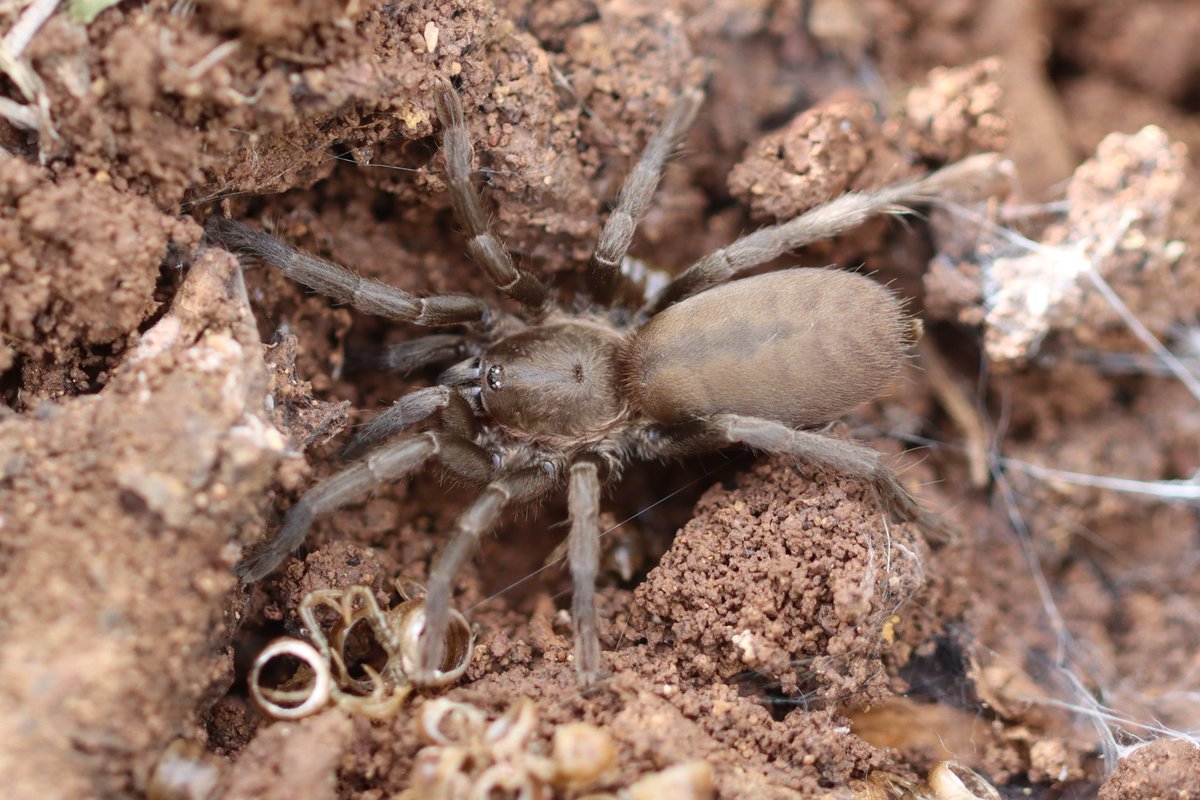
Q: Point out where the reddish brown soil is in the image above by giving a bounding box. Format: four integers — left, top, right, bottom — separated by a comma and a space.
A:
3, 0, 1200, 798
1099, 739, 1200, 800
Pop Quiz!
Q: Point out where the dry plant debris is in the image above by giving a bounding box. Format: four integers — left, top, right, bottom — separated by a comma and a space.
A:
405, 697, 624, 800
250, 581, 472, 720
851, 761, 1002, 800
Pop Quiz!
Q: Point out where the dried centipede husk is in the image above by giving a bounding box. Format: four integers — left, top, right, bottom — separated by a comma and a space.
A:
391, 594, 473, 687
249, 637, 332, 719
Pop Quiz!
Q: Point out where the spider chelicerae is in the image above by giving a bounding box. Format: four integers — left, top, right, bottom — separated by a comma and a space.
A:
209, 79, 999, 686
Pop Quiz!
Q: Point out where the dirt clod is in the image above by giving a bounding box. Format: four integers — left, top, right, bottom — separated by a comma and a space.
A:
633, 455, 930, 705
1099, 739, 1200, 800
927, 124, 1198, 364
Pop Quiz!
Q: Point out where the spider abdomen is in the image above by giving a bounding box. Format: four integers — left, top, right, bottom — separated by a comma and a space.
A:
622, 268, 914, 428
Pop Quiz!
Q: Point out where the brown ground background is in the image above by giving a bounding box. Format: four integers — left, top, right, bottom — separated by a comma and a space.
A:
2, 0, 1200, 797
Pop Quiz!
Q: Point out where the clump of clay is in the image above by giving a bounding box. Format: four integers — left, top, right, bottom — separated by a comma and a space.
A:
727, 59, 1007, 224
631, 454, 930, 705
1099, 739, 1200, 800
727, 94, 898, 221
893, 58, 1008, 162
926, 125, 1198, 364
0, 158, 192, 402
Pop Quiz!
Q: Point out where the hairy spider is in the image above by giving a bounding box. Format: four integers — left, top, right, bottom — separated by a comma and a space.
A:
210, 80, 1000, 686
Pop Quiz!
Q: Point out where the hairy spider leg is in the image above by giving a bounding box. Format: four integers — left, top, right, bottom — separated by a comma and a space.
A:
652, 414, 935, 531
644, 153, 1007, 315
587, 87, 705, 306
236, 431, 495, 582
338, 385, 479, 460
350, 333, 467, 375
206, 217, 489, 325
435, 80, 549, 312
415, 465, 557, 683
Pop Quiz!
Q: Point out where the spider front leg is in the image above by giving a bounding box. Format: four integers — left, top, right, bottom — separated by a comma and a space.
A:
657, 415, 934, 530
207, 218, 488, 326
416, 465, 557, 684
350, 333, 468, 376
434, 80, 549, 312
237, 430, 495, 582
338, 386, 478, 460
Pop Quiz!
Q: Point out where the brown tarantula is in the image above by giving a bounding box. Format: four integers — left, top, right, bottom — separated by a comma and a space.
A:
210, 80, 999, 686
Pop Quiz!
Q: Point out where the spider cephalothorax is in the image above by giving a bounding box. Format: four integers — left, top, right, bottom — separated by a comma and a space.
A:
210, 79, 1000, 686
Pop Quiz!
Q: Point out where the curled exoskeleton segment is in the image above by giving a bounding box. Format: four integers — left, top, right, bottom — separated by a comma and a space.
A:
391, 590, 473, 688
293, 580, 471, 714
412, 698, 587, 800
298, 586, 398, 687
417, 696, 537, 750
249, 582, 434, 721
408, 697, 626, 799
484, 696, 539, 759
472, 763, 542, 800
419, 697, 490, 746
926, 762, 1002, 800
295, 586, 406, 717
249, 637, 332, 719
851, 762, 1002, 800
408, 745, 473, 800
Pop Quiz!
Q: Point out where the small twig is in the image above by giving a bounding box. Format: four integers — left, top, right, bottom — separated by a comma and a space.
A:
0, 94, 39, 128
185, 38, 239, 80
1002, 457, 1200, 502
3, 0, 61, 58
920, 339, 990, 487
0, 0, 62, 151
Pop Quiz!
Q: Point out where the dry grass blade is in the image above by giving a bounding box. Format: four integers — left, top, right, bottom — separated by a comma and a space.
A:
0, 0, 61, 149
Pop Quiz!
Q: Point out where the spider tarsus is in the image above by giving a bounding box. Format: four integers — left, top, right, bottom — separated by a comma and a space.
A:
235, 547, 278, 584
914, 508, 956, 544
867, 465, 957, 543
574, 666, 608, 689
237, 502, 315, 583
435, 80, 550, 313
204, 216, 275, 266
415, 592, 450, 680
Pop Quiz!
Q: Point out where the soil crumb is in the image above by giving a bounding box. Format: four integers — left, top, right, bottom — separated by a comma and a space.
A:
632, 455, 933, 705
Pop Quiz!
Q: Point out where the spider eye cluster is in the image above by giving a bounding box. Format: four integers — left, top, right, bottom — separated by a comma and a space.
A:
477, 324, 624, 437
